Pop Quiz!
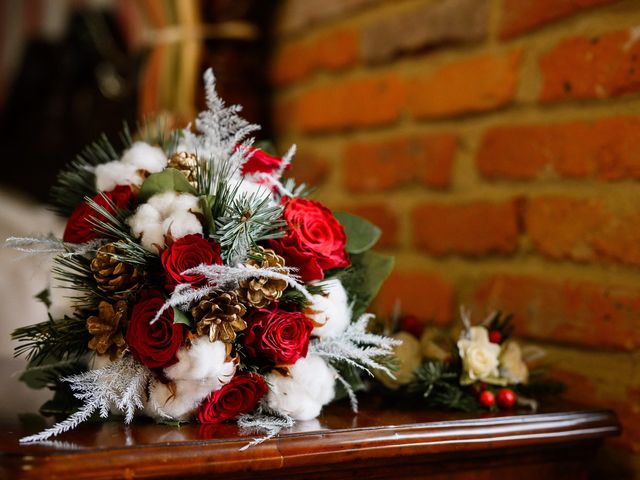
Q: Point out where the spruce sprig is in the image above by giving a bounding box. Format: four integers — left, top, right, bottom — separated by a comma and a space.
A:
214, 191, 287, 265
49, 134, 118, 217
409, 361, 480, 412
12, 315, 91, 366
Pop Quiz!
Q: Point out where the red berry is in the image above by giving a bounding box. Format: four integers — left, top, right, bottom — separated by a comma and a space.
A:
489, 330, 502, 343
479, 390, 495, 408
497, 388, 517, 409
399, 315, 424, 338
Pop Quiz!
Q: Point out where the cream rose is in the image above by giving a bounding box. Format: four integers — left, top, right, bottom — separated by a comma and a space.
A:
457, 326, 502, 385
499, 341, 529, 384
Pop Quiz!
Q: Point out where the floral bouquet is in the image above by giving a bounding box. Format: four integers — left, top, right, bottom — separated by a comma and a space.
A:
9, 70, 397, 444
374, 309, 561, 412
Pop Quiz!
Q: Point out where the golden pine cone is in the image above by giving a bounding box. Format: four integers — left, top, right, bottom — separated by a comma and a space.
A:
168, 151, 198, 187
192, 291, 247, 343
238, 247, 288, 308
87, 300, 128, 359
90, 244, 144, 299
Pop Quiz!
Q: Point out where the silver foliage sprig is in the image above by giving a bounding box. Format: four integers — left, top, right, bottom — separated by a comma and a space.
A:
180, 69, 260, 177
237, 404, 294, 451
310, 313, 401, 378
4, 236, 101, 258
20, 356, 150, 443
151, 263, 312, 323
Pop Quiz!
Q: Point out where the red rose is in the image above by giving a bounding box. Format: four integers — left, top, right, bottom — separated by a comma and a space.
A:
268, 198, 349, 282
243, 306, 313, 365
126, 290, 185, 369
197, 374, 268, 424
63, 185, 135, 243
161, 234, 222, 291
241, 146, 283, 176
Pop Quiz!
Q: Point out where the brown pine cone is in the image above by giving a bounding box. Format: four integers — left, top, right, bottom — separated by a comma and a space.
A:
238, 247, 288, 308
90, 244, 144, 299
87, 300, 128, 359
192, 291, 247, 343
168, 151, 199, 188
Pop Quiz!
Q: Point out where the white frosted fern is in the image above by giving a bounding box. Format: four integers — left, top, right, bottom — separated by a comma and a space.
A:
151, 263, 312, 323
20, 356, 150, 443
237, 404, 294, 451
310, 313, 401, 378
5, 236, 101, 258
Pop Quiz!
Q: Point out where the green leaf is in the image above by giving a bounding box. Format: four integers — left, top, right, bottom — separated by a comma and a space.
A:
172, 307, 192, 326
139, 168, 196, 202
339, 250, 394, 318
199, 194, 216, 237
34, 288, 51, 309
334, 211, 382, 254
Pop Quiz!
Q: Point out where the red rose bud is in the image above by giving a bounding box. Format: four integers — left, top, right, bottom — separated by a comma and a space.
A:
400, 315, 424, 338
241, 146, 283, 176
198, 374, 268, 424
63, 185, 135, 244
479, 390, 495, 408
497, 388, 517, 410
161, 234, 222, 291
488, 330, 502, 344
243, 306, 313, 365
268, 198, 349, 282
126, 290, 185, 369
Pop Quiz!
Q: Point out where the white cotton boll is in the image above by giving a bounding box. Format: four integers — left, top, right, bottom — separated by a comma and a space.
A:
148, 192, 180, 218
162, 210, 203, 240
95, 161, 142, 192
145, 338, 236, 421
266, 355, 336, 421
169, 193, 202, 214
235, 180, 273, 202
145, 379, 214, 421
165, 337, 235, 386
120, 141, 167, 173
308, 279, 351, 339
128, 203, 164, 253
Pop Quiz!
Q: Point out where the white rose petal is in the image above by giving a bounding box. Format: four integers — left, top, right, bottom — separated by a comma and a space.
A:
266, 355, 336, 421
457, 326, 502, 385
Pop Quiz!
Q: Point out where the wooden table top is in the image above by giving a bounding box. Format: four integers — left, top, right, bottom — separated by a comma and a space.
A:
0, 396, 620, 479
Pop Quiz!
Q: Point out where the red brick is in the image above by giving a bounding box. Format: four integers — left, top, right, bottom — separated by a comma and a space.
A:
473, 274, 640, 350
477, 117, 640, 181
500, 0, 619, 40
412, 200, 520, 256
343, 204, 399, 248
344, 133, 456, 192
271, 42, 314, 86
374, 271, 454, 325
286, 151, 330, 186
525, 196, 640, 267
277, 0, 379, 35
409, 50, 521, 119
271, 28, 359, 86
540, 30, 640, 103
361, 0, 489, 64
297, 73, 406, 132
317, 29, 359, 70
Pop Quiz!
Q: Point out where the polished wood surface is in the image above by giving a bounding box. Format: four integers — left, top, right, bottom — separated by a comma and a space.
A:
0, 396, 619, 479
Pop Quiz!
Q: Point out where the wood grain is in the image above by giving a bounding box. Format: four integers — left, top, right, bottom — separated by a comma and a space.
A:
0, 398, 620, 479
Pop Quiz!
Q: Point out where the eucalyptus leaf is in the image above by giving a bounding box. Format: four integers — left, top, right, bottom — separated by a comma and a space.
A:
139, 168, 196, 202
339, 250, 394, 319
334, 211, 381, 254
172, 307, 192, 326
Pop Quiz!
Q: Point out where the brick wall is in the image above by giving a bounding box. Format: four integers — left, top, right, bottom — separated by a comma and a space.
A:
269, 0, 640, 476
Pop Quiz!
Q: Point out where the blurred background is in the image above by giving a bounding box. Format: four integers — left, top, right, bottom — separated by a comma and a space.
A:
1, 0, 640, 477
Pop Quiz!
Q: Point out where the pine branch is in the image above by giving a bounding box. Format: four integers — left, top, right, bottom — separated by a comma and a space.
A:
408, 361, 480, 412
214, 191, 286, 265
12, 315, 91, 366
